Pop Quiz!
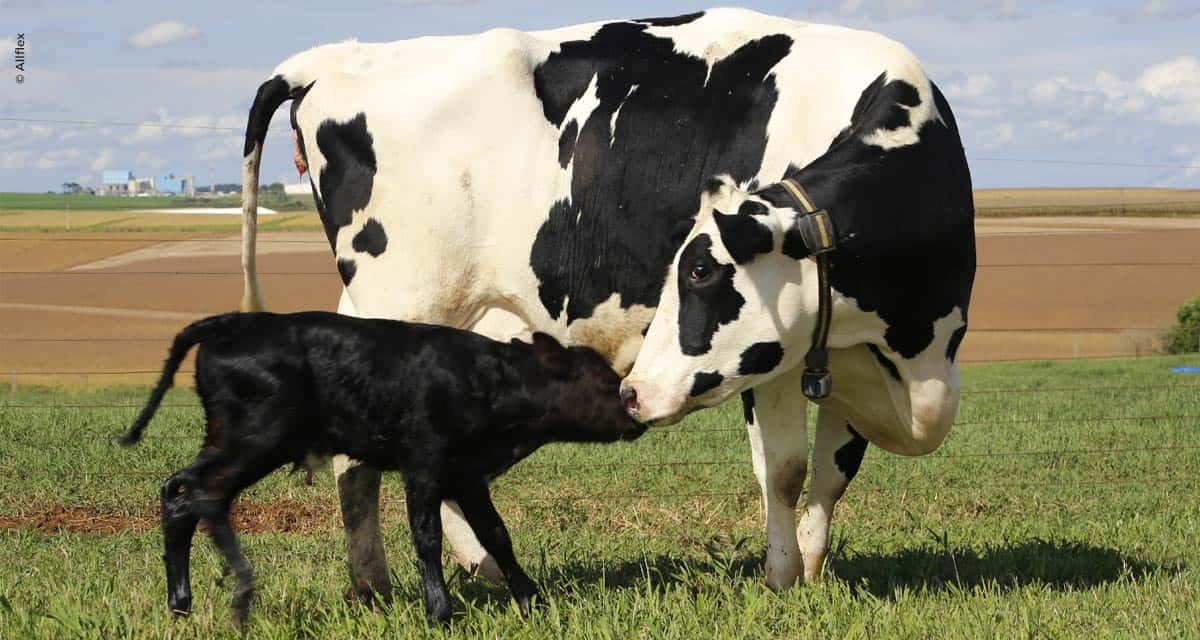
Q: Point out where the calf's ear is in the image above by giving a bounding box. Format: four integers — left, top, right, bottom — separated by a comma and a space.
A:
531, 332, 570, 374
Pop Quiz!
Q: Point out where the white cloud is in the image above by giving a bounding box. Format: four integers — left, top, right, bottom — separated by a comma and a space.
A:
0, 122, 55, 145
174, 114, 213, 138
0, 37, 15, 51
125, 20, 201, 49
1137, 57, 1200, 124
133, 150, 168, 169
35, 147, 83, 170
945, 74, 996, 100
385, 0, 478, 5
1105, 0, 1200, 23
807, 0, 1033, 22
90, 147, 114, 171
0, 151, 31, 169
121, 123, 164, 145
193, 136, 242, 163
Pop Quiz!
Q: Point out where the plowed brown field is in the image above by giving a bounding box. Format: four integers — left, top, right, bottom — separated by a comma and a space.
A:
2, 218, 1198, 386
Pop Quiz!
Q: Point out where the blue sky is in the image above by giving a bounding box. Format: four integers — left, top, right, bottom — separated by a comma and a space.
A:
2, 0, 1199, 191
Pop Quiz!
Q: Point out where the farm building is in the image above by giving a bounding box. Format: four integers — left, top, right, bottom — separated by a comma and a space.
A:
94, 170, 196, 196
98, 169, 132, 195
156, 173, 197, 197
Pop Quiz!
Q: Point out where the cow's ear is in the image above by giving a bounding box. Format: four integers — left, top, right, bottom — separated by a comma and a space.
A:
714, 201, 775, 265
531, 332, 570, 375
700, 174, 739, 212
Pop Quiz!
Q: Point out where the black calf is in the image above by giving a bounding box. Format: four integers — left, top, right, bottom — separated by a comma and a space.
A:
121, 311, 645, 626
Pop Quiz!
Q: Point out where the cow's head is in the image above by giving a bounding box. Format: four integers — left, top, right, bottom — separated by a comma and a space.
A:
621, 175, 827, 425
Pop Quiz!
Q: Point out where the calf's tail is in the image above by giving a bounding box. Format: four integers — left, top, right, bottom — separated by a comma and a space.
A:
120, 314, 239, 447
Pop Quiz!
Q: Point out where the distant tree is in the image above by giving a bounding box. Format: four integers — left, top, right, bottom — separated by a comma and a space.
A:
1165, 297, 1200, 354
261, 182, 286, 196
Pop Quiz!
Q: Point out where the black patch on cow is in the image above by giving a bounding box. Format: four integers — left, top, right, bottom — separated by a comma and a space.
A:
760, 77, 975, 359
689, 371, 723, 397
714, 209, 773, 265
337, 258, 357, 286
558, 120, 578, 169
834, 424, 868, 480
315, 113, 377, 250
780, 224, 809, 261
635, 12, 705, 27
530, 23, 792, 322
676, 234, 745, 356
738, 341, 784, 375
867, 344, 901, 382
946, 322, 968, 361
738, 201, 768, 217
740, 389, 755, 424
352, 218, 388, 257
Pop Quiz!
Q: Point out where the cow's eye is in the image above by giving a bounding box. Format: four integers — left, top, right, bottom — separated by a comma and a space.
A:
688, 262, 712, 283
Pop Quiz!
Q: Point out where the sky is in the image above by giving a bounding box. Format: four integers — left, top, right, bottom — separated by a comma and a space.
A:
1, 0, 1199, 192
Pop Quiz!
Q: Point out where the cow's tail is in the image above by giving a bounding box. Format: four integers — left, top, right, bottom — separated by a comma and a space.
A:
120, 314, 239, 447
240, 75, 297, 312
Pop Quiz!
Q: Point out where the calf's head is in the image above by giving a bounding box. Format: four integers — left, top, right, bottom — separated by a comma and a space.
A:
622, 175, 823, 425
525, 333, 647, 442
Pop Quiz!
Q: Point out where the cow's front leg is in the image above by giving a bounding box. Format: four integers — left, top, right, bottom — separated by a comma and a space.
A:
333, 455, 392, 605
799, 407, 867, 581
743, 369, 810, 590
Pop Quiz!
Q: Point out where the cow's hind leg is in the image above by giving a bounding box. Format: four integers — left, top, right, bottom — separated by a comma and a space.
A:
799, 407, 868, 581
743, 369, 810, 590
333, 456, 393, 605
160, 464, 203, 615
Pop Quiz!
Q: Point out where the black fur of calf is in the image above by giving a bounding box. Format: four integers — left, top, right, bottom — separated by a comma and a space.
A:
121, 311, 645, 626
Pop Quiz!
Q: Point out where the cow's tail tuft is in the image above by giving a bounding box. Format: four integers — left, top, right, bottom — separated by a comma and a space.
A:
120, 314, 239, 447
240, 75, 295, 312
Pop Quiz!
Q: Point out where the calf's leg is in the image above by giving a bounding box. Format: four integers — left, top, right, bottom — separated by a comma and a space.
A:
201, 506, 255, 629
451, 480, 539, 614
160, 468, 200, 615
404, 476, 453, 625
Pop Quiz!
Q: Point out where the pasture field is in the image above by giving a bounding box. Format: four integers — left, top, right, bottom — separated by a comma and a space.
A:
973, 187, 1200, 217
0, 192, 315, 213
1, 188, 1198, 235
1, 355, 1199, 638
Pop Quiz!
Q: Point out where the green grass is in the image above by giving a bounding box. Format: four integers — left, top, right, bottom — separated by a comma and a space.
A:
0, 192, 314, 212
2, 355, 1199, 638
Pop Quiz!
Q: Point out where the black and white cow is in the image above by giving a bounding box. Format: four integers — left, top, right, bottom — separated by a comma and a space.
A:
238, 8, 974, 597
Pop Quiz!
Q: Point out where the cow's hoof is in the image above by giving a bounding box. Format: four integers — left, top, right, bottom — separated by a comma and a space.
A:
343, 586, 391, 611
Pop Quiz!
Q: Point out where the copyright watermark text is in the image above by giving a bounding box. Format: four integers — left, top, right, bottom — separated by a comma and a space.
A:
14, 33, 26, 84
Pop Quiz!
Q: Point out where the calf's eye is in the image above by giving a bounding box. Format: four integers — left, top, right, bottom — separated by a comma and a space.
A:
688, 263, 711, 282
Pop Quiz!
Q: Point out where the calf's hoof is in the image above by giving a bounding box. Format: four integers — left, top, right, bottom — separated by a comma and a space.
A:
515, 588, 544, 617
425, 605, 453, 626
168, 593, 192, 617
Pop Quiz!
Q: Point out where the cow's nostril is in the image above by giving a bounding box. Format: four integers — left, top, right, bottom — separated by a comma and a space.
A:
620, 386, 639, 413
